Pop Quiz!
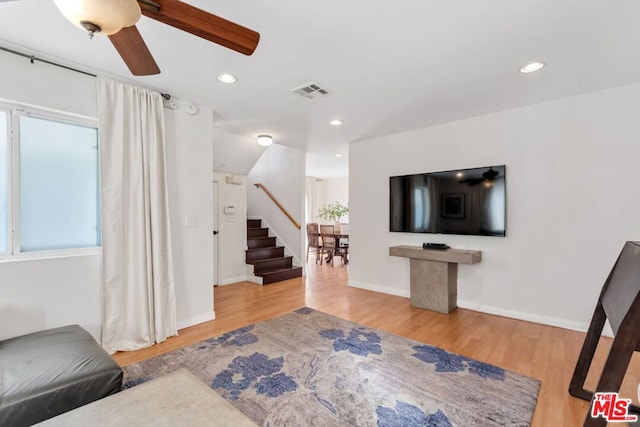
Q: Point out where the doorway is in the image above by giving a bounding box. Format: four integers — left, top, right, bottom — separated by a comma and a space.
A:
213, 180, 219, 286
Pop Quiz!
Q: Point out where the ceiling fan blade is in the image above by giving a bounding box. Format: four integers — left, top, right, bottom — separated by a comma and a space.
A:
138, 0, 260, 56
108, 25, 161, 76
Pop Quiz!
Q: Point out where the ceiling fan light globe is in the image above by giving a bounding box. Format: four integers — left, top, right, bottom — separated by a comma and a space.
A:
53, 0, 141, 36
257, 135, 273, 147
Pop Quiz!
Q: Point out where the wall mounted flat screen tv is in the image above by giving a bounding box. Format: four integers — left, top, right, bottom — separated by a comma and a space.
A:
389, 165, 506, 236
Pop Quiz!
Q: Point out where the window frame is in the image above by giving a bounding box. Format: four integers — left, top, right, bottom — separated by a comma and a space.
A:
0, 101, 101, 261
0, 106, 10, 257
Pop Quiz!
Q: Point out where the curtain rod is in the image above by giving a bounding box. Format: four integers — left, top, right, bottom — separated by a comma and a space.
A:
0, 45, 171, 100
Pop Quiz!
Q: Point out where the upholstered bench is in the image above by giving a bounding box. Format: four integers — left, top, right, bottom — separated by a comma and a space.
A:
38, 368, 257, 426
0, 325, 123, 426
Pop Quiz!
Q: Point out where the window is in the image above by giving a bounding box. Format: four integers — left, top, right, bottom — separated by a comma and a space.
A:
0, 111, 7, 254
1, 106, 100, 257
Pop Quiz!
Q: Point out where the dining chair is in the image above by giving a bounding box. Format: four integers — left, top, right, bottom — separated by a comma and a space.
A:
306, 223, 322, 264
338, 223, 349, 264
320, 224, 348, 266
320, 224, 337, 266
569, 241, 640, 426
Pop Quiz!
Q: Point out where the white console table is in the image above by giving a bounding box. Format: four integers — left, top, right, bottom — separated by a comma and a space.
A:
389, 245, 482, 314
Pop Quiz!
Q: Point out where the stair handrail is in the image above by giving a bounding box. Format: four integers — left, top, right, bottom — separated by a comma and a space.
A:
254, 183, 301, 230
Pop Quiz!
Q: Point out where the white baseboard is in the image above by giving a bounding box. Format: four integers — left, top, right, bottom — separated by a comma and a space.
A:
247, 275, 262, 285
346, 280, 613, 337
176, 311, 215, 331
457, 300, 614, 337
348, 280, 410, 298
220, 276, 248, 286
457, 300, 587, 332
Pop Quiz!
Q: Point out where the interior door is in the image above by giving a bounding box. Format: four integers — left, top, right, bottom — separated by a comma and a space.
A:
212, 180, 219, 286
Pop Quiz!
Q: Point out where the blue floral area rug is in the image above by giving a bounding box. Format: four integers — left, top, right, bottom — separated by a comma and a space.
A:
122, 308, 540, 426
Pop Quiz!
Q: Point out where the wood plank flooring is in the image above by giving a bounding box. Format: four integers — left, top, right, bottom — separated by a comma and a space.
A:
113, 263, 640, 427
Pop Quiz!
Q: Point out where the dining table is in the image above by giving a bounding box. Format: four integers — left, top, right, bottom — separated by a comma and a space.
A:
323, 233, 349, 264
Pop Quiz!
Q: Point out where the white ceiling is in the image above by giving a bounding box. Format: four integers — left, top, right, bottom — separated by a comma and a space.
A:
1, 1, 640, 178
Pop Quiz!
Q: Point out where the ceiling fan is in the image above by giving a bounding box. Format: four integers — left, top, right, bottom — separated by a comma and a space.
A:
49, 0, 260, 76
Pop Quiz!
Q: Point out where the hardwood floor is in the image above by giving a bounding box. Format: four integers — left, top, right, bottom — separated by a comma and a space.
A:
113, 263, 640, 427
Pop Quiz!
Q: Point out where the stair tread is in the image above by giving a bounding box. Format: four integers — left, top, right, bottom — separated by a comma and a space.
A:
248, 256, 293, 266
261, 267, 303, 284
256, 266, 303, 277
246, 246, 280, 252
245, 246, 285, 263
252, 256, 293, 263
247, 236, 277, 249
247, 228, 269, 238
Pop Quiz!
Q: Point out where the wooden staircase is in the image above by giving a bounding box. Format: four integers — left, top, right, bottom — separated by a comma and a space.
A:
246, 219, 302, 284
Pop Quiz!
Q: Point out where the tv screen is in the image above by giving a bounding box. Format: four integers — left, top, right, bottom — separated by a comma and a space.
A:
389, 165, 506, 236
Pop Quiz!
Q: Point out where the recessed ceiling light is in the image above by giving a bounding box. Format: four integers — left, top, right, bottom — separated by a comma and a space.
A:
329, 119, 343, 126
257, 135, 273, 147
519, 62, 545, 74
336, 154, 343, 158
217, 73, 237, 84
456, 172, 464, 178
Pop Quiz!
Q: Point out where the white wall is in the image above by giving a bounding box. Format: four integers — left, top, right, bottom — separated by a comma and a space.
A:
0, 254, 102, 341
349, 82, 640, 332
247, 144, 305, 263
0, 51, 102, 340
0, 50, 214, 340
0, 50, 97, 117
213, 171, 248, 285
212, 129, 267, 175
316, 177, 350, 224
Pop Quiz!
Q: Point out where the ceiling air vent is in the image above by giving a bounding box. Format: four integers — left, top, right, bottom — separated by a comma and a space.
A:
292, 82, 330, 101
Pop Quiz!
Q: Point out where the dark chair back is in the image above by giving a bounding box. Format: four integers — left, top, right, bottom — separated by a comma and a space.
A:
569, 241, 640, 426
320, 225, 336, 250
307, 223, 321, 248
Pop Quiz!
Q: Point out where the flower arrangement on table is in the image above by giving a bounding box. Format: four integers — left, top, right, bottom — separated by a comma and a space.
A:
317, 202, 349, 232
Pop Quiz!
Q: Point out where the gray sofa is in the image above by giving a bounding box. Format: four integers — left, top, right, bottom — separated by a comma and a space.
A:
0, 325, 123, 426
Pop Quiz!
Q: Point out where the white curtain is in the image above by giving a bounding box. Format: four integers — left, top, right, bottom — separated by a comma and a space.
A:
305, 177, 317, 224
97, 77, 177, 354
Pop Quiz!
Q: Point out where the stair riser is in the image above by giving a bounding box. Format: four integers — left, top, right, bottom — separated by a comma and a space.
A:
247, 219, 262, 229
247, 228, 269, 238
262, 267, 303, 285
246, 247, 285, 263
247, 237, 277, 249
253, 257, 293, 274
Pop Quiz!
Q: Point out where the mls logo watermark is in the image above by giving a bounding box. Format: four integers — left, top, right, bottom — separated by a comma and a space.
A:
591, 392, 638, 423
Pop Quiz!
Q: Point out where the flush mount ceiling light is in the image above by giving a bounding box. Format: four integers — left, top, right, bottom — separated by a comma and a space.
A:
257, 135, 273, 147
336, 154, 343, 158
329, 119, 343, 126
53, 0, 141, 37
217, 73, 237, 84
520, 62, 545, 74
